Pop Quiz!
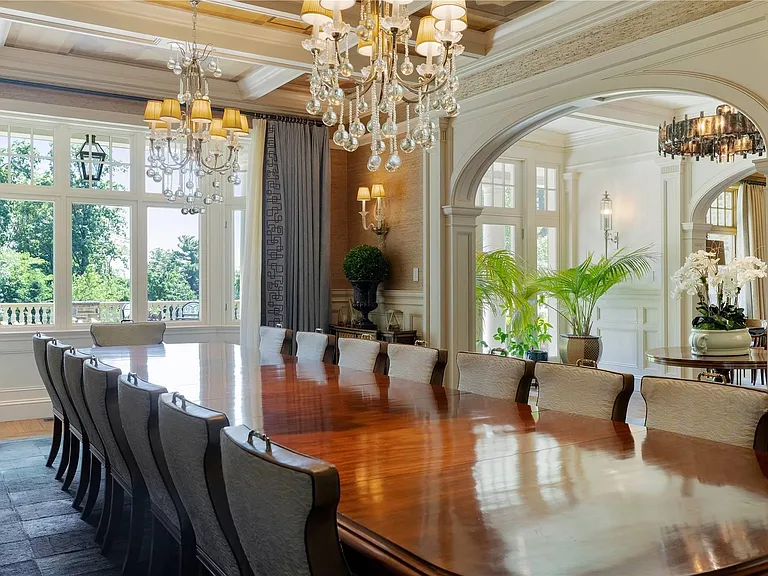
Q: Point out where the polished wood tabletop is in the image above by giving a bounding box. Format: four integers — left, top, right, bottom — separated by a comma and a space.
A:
647, 346, 768, 370
84, 343, 768, 576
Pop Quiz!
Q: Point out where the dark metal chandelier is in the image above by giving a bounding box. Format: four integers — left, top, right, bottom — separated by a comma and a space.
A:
658, 104, 765, 162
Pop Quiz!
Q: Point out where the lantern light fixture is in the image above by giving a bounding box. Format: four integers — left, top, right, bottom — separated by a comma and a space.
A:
600, 191, 618, 258
77, 135, 106, 183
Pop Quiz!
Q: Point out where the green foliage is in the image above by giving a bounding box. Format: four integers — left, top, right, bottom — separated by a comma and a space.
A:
535, 246, 655, 336
693, 301, 747, 331
71, 204, 129, 277
0, 198, 54, 276
72, 264, 130, 302
0, 247, 53, 302
147, 237, 200, 302
479, 315, 553, 357
343, 244, 389, 282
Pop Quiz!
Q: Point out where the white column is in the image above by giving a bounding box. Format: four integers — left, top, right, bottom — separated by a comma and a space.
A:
442, 205, 481, 387
561, 171, 579, 268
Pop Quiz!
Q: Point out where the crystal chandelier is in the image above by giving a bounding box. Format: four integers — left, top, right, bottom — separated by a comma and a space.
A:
301, 0, 465, 172
143, 0, 246, 215
659, 104, 765, 163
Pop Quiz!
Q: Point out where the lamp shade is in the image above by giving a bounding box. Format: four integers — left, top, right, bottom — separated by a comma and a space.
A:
301, 0, 333, 25
320, 0, 356, 10
190, 99, 213, 124
357, 38, 374, 57
357, 186, 371, 201
238, 114, 250, 134
371, 184, 385, 198
159, 98, 182, 123
222, 108, 241, 131
209, 118, 227, 141
144, 100, 163, 124
416, 16, 441, 57
435, 13, 467, 32
430, 0, 466, 21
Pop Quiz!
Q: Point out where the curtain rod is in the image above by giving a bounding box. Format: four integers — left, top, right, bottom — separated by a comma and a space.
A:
742, 179, 766, 186
254, 113, 324, 126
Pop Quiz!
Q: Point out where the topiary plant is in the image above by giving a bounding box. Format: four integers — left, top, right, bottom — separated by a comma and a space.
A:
343, 245, 389, 282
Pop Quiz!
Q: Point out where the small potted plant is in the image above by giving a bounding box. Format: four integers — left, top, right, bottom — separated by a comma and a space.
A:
343, 244, 389, 329
671, 250, 766, 356
479, 314, 552, 361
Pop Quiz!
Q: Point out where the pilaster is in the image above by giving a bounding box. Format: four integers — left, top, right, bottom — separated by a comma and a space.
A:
561, 171, 579, 268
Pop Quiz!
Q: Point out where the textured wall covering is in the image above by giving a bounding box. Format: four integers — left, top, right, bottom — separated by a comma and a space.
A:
330, 149, 349, 290
459, 0, 749, 100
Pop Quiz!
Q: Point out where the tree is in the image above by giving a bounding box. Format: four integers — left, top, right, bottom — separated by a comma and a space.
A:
0, 247, 53, 302
147, 248, 197, 302
71, 204, 129, 277
72, 264, 130, 302
175, 235, 200, 296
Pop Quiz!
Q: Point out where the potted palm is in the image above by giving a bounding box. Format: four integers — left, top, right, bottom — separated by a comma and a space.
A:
535, 247, 654, 365
671, 250, 766, 356
343, 244, 389, 329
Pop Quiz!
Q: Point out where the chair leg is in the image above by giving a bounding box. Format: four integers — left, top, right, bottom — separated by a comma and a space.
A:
180, 526, 197, 576
62, 434, 80, 491
46, 415, 62, 468
122, 492, 147, 576
148, 515, 170, 576
72, 441, 91, 508
101, 480, 124, 555
81, 454, 101, 521
55, 419, 71, 481
95, 471, 113, 544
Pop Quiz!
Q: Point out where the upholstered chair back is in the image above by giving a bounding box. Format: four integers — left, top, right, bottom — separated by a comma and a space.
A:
296, 331, 336, 363
457, 352, 534, 403
387, 344, 448, 386
90, 322, 166, 347
118, 374, 182, 531
221, 425, 351, 576
535, 362, 634, 422
83, 360, 135, 487
337, 338, 387, 373
46, 341, 82, 435
641, 376, 768, 450
158, 393, 251, 576
32, 334, 63, 416
64, 350, 105, 459
259, 326, 294, 356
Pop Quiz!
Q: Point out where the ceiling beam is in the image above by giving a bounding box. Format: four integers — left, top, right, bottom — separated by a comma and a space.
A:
0, 18, 10, 46
238, 65, 303, 100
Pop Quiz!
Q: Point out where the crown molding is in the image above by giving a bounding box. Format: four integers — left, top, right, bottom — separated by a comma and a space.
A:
238, 66, 303, 100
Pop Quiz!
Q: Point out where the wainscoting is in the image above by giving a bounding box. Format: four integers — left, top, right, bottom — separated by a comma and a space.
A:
0, 325, 240, 422
331, 289, 424, 338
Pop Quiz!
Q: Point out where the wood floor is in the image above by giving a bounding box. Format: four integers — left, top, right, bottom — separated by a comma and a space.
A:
0, 418, 53, 440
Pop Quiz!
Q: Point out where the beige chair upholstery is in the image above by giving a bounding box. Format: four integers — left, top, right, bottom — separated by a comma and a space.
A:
535, 362, 634, 422
457, 352, 534, 403
90, 322, 166, 347
641, 376, 768, 450
259, 326, 293, 356
296, 331, 336, 364
337, 338, 387, 373
387, 344, 448, 386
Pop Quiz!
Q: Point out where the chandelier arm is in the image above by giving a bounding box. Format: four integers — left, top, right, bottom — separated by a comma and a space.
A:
198, 147, 236, 172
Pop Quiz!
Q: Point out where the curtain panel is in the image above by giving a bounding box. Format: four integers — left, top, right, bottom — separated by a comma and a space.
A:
737, 181, 767, 320
261, 120, 331, 332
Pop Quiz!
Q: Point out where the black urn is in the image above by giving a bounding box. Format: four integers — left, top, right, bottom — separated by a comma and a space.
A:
350, 280, 380, 329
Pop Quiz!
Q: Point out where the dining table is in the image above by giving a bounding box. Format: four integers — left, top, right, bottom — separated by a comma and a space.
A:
646, 346, 768, 383
83, 342, 768, 576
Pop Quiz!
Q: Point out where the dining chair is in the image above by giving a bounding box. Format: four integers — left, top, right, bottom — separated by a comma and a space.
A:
32, 333, 66, 471
63, 349, 107, 522
221, 425, 351, 576
534, 362, 634, 422
259, 325, 294, 356
46, 341, 85, 495
158, 393, 253, 576
456, 352, 534, 403
296, 330, 336, 363
83, 359, 149, 574
641, 376, 768, 450
337, 338, 387, 373
387, 343, 448, 386
90, 321, 166, 347
118, 373, 196, 576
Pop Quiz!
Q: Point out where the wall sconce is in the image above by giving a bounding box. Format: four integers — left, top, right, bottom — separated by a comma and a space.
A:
358, 184, 388, 236
600, 191, 619, 257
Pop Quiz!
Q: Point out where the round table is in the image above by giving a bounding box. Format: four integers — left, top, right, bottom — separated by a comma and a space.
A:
646, 346, 768, 383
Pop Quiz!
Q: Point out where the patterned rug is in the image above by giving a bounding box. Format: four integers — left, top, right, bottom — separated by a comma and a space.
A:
0, 436, 127, 576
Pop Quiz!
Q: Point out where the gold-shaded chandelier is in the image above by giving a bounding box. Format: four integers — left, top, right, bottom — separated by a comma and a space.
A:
144, 0, 246, 215
301, 0, 466, 172
658, 104, 765, 162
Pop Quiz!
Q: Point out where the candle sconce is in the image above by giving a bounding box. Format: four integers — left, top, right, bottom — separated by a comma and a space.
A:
358, 184, 389, 237
600, 191, 619, 257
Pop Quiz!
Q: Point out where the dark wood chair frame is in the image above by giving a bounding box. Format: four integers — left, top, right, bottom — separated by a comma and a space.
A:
119, 373, 198, 576
32, 334, 67, 474
164, 393, 254, 576
384, 345, 449, 387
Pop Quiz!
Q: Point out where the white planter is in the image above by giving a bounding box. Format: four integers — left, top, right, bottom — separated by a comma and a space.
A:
689, 328, 751, 356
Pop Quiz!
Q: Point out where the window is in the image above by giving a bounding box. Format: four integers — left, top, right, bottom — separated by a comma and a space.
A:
536, 226, 557, 271
0, 126, 53, 186
71, 204, 131, 324
706, 187, 737, 265
0, 199, 54, 326
147, 207, 200, 321
706, 187, 735, 227
232, 141, 248, 197
480, 224, 515, 254
536, 166, 557, 211
232, 210, 244, 321
71, 133, 131, 191
477, 160, 516, 208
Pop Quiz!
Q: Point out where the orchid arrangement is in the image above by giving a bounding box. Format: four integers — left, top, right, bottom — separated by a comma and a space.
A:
671, 250, 767, 330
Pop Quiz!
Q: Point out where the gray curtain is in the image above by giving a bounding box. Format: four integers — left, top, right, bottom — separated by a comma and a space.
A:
261, 119, 331, 332
737, 181, 767, 319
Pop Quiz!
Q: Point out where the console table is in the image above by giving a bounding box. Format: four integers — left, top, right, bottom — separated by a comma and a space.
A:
329, 324, 417, 345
